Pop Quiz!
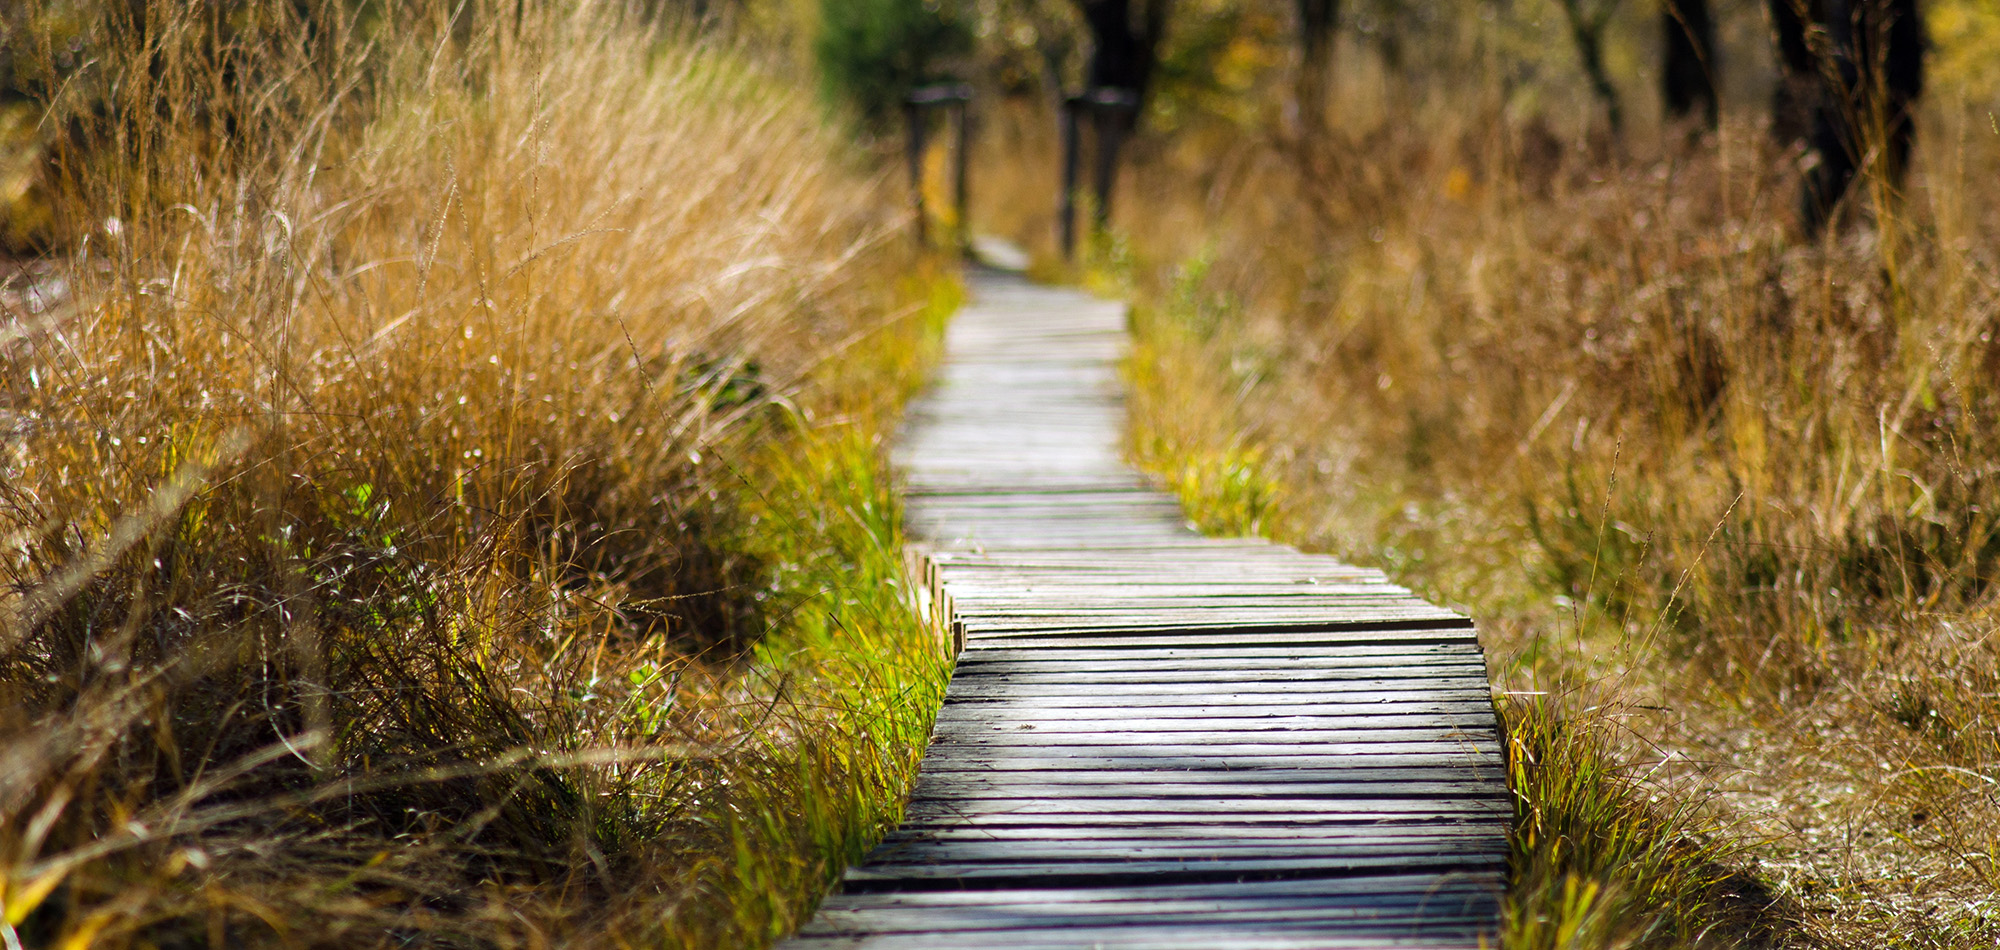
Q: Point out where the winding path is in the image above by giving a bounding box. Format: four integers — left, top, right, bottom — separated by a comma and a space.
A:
782, 270, 1509, 949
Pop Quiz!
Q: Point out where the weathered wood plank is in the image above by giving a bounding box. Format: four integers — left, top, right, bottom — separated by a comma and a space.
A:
942, 681, 1497, 699
895, 808, 1509, 828
948, 667, 1491, 686
784, 930, 1491, 950
907, 766, 1509, 786
931, 697, 1496, 716
961, 629, 1480, 648
917, 754, 1502, 772
877, 824, 1507, 845
956, 644, 1485, 663
811, 873, 1502, 909
931, 715, 1500, 735
843, 852, 1509, 885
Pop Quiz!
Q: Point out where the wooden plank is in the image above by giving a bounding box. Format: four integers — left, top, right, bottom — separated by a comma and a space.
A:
917, 754, 1501, 772
947, 594, 1441, 607
878, 824, 1506, 846
934, 707, 1495, 726
948, 666, 1491, 683
802, 903, 1491, 936
858, 840, 1511, 865
895, 809, 1509, 828
784, 930, 1491, 950
948, 667, 1491, 685
961, 629, 1480, 648
942, 679, 1496, 698
844, 852, 1509, 885
930, 723, 1496, 743
905, 787, 1509, 807
814, 874, 1501, 909
930, 697, 1497, 716
949, 664, 1493, 681
955, 644, 1485, 663
931, 715, 1500, 734
958, 613, 1469, 635
908, 765, 1508, 785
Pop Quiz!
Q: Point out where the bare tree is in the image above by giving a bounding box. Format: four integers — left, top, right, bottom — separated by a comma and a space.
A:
1556, 0, 1623, 136
1770, 0, 1925, 231
1295, 0, 1339, 135
1076, 0, 1170, 104
1661, 0, 1718, 129
1768, 0, 1817, 144
1070, 0, 1170, 226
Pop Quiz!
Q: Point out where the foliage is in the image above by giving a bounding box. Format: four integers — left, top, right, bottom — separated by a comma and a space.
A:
814, 0, 973, 127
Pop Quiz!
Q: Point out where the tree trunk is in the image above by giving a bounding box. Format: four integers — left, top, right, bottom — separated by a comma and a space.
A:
1793, 0, 1925, 232
1767, 0, 1816, 145
1073, 0, 1169, 229
1078, 0, 1165, 102
1556, 0, 1623, 137
1295, 0, 1338, 135
1661, 0, 1718, 128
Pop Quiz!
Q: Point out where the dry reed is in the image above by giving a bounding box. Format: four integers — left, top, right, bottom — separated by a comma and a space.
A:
0, 2, 946, 946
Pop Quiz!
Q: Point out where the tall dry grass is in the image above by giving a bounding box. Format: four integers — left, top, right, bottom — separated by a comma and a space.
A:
1012, 35, 2000, 948
0, 2, 948, 946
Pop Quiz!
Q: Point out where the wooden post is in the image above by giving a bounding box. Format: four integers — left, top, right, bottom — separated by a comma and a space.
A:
907, 84, 975, 250
1058, 96, 1081, 261
1090, 107, 1121, 229
905, 100, 927, 245
1059, 88, 1137, 260
952, 101, 972, 256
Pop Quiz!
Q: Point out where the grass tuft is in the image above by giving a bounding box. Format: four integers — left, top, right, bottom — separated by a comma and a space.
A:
1501, 694, 1792, 949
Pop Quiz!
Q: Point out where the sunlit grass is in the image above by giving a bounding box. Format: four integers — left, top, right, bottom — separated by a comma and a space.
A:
0, 2, 952, 946
1087, 65, 2000, 942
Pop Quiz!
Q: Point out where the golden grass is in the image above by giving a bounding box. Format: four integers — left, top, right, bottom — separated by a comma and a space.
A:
1018, 55, 2000, 948
0, 2, 951, 946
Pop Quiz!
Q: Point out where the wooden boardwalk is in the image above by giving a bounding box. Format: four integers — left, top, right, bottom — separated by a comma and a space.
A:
782, 272, 1508, 949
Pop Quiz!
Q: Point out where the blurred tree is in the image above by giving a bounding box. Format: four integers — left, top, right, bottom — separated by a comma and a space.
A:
815, 0, 973, 127
1768, 0, 1817, 143
1076, 0, 1172, 103
1770, 0, 1925, 231
1069, 0, 1170, 227
1660, 0, 1717, 128
1555, 0, 1623, 135
1295, 0, 1337, 133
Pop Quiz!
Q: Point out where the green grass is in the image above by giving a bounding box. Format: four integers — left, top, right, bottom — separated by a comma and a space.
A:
1499, 694, 1789, 948
1123, 264, 1288, 539
666, 278, 960, 946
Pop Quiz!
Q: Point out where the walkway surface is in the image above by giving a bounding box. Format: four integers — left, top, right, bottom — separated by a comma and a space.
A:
782, 271, 1509, 949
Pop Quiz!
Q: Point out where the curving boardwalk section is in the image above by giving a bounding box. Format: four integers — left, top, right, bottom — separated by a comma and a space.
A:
783, 272, 1509, 949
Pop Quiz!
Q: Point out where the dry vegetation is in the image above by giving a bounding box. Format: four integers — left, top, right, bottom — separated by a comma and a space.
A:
969, 4, 2000, 947
0, 1, 952, 946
